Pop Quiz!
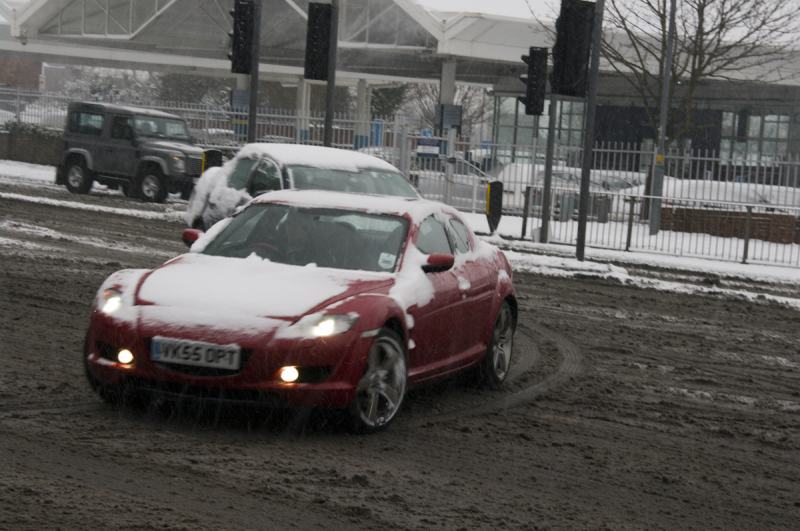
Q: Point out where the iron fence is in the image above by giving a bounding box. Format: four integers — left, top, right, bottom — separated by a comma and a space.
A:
1, 87, 799, 267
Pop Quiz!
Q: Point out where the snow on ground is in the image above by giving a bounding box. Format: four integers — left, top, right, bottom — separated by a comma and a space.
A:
0, 219, 174, 257
482, 234, 800, 285
462, 213, 800, 268
503, 247, 800, 311
0, 191, 184, 222
0, 160, 57, 183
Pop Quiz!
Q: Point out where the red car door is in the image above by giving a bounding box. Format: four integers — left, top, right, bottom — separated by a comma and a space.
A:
405, 216, 462, 380
447, 217, 494, 357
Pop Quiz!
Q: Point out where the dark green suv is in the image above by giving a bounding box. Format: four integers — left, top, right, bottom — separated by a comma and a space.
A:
56, 102, 206, 202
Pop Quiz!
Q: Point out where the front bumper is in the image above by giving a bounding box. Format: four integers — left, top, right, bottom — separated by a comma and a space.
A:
85, 313, 372, 409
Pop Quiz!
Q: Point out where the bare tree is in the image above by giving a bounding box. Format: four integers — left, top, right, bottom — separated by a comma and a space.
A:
602, 0, 800, 143
403, 83, 491, 141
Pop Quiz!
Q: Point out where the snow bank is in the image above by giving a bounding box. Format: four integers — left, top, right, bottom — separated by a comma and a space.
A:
502, 246, 800, 311
0, 160, 56, 183
0, 191, 183, 221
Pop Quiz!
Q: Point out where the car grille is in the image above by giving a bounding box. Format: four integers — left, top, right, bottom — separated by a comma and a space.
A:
186, 156, 203, 176
125, 377, 285, 407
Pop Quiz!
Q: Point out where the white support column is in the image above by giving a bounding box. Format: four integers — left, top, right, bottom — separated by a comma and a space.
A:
439, 60, 457, 106
295, 77, 311, 143
354, 78, 371, 148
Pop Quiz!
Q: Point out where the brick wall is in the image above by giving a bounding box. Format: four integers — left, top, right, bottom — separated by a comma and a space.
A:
0, 56, 41, 90
661, 207, 799, 244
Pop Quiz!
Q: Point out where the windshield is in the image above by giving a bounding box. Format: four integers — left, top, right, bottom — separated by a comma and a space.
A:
227, 157, 260, 190
134, 115, 190, 141
288, 166, 419, 198
202, 204, 408, 272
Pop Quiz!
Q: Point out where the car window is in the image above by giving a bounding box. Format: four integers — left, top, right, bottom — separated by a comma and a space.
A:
228, 157, 259, 190
249, 160, 281, 195
289, 166, 418, 198
448, 218, 471, 254
110, 115, 133, 141
416, 216, 452, 255
68, 111, 104, 136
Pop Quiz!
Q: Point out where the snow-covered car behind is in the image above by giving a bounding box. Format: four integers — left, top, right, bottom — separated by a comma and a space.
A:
185, 143, 420, 230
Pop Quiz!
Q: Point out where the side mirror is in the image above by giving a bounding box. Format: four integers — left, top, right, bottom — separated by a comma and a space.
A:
182, 228, 203, 248
422, 253, 455, 273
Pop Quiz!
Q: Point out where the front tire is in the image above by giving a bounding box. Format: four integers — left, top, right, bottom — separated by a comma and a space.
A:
480, 301, 515, 389
137, 169, 167, 203
349, 328, 407, 433
65, 160, 92, 194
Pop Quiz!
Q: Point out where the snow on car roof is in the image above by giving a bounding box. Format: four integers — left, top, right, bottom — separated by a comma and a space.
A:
251, 189, 462, 223
236, 143, 401, 173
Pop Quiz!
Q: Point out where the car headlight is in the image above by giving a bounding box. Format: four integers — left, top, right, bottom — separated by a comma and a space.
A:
101, 288, 123, 315
171, 153, 186, 173
282, 313, 358, 339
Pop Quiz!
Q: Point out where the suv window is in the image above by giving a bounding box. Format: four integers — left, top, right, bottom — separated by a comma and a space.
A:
448, 218, 471, 254
110, 116, 134, 141
68, 111, 104, 136
250, 160, 281, 195
416, 216, 452, 255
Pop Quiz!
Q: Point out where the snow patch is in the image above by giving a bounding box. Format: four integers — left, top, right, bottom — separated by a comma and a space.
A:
0, 192, 183, 222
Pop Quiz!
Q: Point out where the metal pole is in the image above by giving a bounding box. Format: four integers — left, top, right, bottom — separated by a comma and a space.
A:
576, 0, 606, 261
444, 127, 456, 205
246, 0, 262, 143
540, 94, 558, 243
649, 0, 677, 235
742, 205, 752, 264
625, 197, 636, 251
521, 186, 533, 238
323, 0, 339, 147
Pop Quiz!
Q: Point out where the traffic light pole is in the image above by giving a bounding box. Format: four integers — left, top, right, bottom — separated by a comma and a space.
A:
540, 93, 558, 243
246, 0, 261, 143
575, 0, 605, 262
323, 0, 339, 147
649, 0, 677, 235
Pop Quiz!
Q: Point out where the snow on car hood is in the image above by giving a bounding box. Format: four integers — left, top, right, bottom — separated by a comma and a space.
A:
136, 253, 393, 320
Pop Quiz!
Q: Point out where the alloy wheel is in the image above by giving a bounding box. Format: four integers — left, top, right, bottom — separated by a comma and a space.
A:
491, 304, 514, 381
355, 335, 407, 429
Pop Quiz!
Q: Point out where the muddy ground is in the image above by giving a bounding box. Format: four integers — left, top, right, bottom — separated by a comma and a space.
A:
1, 182, 799, 530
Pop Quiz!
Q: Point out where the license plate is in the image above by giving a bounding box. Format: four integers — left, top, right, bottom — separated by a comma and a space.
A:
150, 336, 241, 370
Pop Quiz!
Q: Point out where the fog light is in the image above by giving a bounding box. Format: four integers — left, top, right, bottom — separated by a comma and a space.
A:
117, 349, 134, 365
279, 366, 299, 383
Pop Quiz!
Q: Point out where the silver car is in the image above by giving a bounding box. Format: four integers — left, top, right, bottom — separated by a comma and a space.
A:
185, 143, 419, 230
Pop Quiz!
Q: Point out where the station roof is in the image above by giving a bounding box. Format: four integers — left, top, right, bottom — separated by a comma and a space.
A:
0, 0, 545, 86
2, 0, 798, 89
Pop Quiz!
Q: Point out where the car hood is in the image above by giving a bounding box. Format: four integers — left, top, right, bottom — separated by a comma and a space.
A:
135, 253, 393, 321
142, 140, 204, 156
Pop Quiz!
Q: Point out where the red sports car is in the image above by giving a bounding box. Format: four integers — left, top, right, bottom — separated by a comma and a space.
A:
84, 189, 516, 431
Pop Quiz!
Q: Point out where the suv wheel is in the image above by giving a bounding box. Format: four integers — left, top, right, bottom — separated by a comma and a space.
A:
65, 160, 92, 194
138, 169, 167, 203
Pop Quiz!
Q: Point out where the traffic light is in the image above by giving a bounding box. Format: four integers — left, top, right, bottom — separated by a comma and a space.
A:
519, 47, 548, 116
304, 3, 333, 81
229, 0, 255, 74
551, 0, 594, 97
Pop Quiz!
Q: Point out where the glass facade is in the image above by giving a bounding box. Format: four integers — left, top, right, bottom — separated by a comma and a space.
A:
719, 112, 789, 162
493, 96, 584, 147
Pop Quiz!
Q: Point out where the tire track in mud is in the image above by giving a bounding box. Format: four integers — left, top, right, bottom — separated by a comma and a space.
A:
403, 321, 582, 427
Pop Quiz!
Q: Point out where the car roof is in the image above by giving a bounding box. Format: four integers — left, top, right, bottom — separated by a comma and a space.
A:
250, 189, 463, 224
236, 143, 401, 174
68, 101, 183, 120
